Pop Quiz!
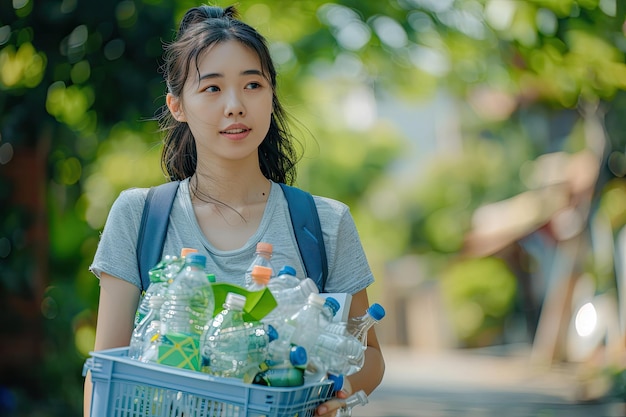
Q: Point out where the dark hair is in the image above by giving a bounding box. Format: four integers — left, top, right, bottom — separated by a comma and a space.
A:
157, 4, 299, 185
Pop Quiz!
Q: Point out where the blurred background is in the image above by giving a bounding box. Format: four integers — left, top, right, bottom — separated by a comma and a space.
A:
2, 0, 626, 415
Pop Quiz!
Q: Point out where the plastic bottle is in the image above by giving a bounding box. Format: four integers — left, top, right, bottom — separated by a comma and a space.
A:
279, 293, 327, 352
265, 341, 308, 369
244, 242, 275, 287
309, 331, 365, 375
321, 296, 341, 327
253, 343, 308, 387
139, 320, 162, 363
345, 303, 385, 374
159, 253, 215, 336
336, 390, 369, 417
262, 277, 320, 326
245, 321, 278, 374
267, 265, 301, 293
252, 364, 306, 387
246, 265, 272, 291
200, 292, 249, 379
129, 294, 164, 360
135, 248, 198, 326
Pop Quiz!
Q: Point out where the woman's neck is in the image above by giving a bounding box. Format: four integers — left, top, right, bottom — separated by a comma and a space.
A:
189, 164, 270, 208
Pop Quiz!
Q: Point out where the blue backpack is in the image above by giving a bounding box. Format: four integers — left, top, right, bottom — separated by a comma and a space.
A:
136, 181, 328, 293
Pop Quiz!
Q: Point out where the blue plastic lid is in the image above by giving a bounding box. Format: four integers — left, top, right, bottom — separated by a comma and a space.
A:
186, 253, 207, 266
368, 303, 385, 321
327, 373, 344, 391
278, 265, 297, 276
324, 297, 340, 315
289, 346, 308, 367
267, 324, 279, 342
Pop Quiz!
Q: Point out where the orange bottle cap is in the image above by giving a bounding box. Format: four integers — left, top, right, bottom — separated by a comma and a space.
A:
252, 265, 272, 285
256, 242, 273, 253
180, 247, 198, 257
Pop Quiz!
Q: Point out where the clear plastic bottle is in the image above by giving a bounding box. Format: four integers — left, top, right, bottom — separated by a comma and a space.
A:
267, 265, 301, 293
134, 256, 172, 327
279, 293, 327, 352
139, 319, 162, 363
321, 296, 341, 328
200, 292, 249, 379
159, 253, 215, 336
309, 331, 365, 375
336, 390, 369, 417
244, 242, 275, 287
265, 340, 308, 369
129, 294, 164, 360
135, 248, 198, 326
245, 321, 278, 374
246, 265, 272, 291
345, 303, 385, 374
262, 277, 320, 326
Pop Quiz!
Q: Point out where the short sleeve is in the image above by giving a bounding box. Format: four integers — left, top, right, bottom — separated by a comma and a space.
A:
314, 197, 375, 294
89, 188, 148, 288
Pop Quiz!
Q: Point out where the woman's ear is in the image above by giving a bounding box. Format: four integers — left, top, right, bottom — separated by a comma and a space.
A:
166, 93, 186, 122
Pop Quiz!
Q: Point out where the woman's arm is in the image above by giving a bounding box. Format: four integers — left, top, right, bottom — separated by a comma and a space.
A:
316, 288, 385, 416
83, 273, 141, 417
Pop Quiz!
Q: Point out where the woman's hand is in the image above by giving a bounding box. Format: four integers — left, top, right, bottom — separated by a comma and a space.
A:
315, 377, 352, 417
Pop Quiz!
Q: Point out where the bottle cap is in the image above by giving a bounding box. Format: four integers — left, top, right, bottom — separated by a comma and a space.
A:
368, 303, 386, 321
180, 247, 198, 258
324, 297, 340, 316
256, 242, 273, 254
251, 265, 272, 285
327, 373, 344, 392
186, 253, 207, 267
278, 265, 296, 276
289, 345, 308, 367
266, 324, 279, 342
308, 293, 326, 307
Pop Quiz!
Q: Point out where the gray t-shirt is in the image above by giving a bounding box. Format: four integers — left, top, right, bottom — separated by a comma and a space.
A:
90, 179, 374, 294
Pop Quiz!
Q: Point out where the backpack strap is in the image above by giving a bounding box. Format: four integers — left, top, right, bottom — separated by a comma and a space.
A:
137, 181, 180, 292
279, 183, 328, 292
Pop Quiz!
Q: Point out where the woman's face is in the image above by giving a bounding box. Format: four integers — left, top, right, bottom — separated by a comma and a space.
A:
168, 40, 273, 165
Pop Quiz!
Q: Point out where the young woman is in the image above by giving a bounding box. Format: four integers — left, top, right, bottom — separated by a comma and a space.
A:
84, 4, 385, 416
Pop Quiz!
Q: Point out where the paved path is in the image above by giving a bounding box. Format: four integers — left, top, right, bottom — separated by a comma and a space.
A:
352, 345, 626, 417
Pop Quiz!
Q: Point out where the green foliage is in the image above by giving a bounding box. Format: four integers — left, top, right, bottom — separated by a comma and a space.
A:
2, 0, 626, 414
441, 257, 518, 347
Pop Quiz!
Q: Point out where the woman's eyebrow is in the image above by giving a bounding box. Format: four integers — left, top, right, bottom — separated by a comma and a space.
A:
199, 69, 263, 81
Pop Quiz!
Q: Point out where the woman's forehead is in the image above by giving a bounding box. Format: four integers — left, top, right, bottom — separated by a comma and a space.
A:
194, 40, 264, 75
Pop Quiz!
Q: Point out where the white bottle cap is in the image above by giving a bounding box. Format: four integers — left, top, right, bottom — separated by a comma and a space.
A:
308, 292, 326, 307
225, 292, 247, 310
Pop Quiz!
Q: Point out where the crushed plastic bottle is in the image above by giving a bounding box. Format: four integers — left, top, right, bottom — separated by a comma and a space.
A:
159, 253, 214, 336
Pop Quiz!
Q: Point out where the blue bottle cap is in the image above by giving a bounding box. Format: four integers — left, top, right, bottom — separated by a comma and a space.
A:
186, 253, 207, 266
278, 265, 297, 276
289, 345, 308, 367
267, 324, 279, 342
327, 373, 344, 391
324, 297, 341, 316
368, 303, 385, 321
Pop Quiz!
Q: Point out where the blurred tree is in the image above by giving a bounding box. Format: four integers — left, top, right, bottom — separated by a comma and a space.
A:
0, 1, 176, 414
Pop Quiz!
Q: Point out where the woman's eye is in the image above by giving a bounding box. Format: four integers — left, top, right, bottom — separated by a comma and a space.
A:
245, 82, 261, 90
204, 85, 220, 93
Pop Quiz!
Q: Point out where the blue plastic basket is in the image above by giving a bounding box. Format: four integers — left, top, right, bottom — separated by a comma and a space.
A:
84, 347, 334, 417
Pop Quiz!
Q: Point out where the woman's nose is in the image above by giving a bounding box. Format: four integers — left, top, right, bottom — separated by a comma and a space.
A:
224, 91, 245, 117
